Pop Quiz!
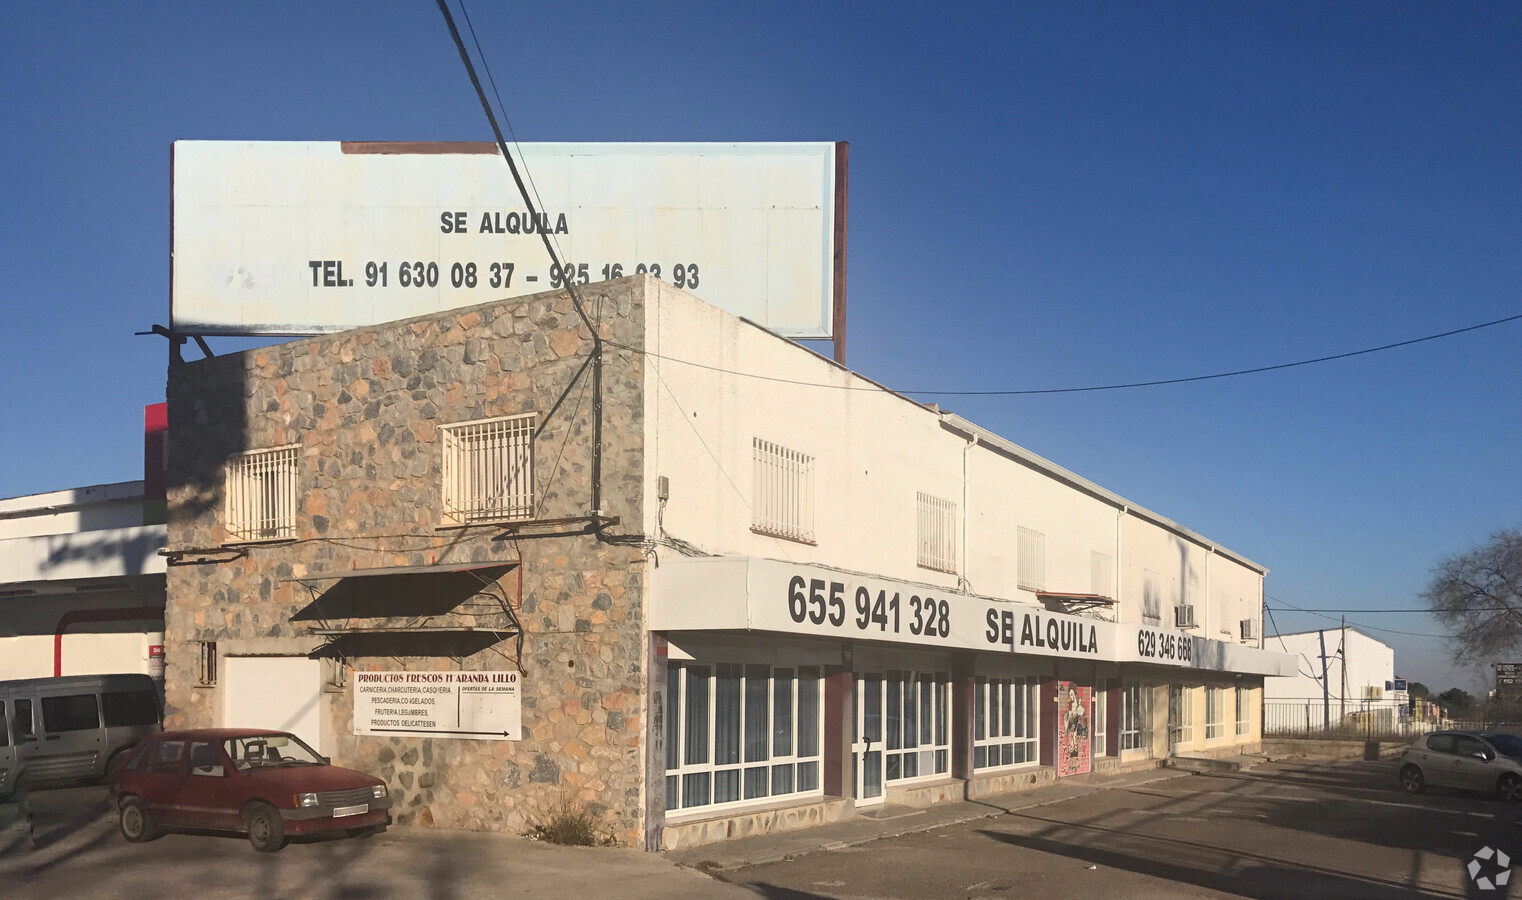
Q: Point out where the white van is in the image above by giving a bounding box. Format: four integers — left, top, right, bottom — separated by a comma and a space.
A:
0, 674, 162, 786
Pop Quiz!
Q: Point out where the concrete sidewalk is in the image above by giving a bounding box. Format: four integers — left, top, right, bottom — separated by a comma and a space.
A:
665, 766, 1194, 872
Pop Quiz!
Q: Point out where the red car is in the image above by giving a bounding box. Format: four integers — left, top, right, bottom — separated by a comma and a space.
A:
109, 728, 391, 852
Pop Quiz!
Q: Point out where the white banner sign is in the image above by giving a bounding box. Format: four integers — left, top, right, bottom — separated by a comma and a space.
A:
172, 140, 840, 337
353, 670, 522, 740
651, 556, 1297, 676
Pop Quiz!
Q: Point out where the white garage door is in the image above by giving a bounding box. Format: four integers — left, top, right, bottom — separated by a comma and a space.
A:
223, 656, 323, 750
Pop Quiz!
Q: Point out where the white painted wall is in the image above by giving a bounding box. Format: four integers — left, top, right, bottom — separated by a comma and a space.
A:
641, 281, 1265, 644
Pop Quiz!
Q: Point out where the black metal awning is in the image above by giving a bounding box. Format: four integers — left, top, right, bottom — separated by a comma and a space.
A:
285, 561, 515, 584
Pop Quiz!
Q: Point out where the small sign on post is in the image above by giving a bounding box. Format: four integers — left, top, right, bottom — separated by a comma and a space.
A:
353, 671, 522, 740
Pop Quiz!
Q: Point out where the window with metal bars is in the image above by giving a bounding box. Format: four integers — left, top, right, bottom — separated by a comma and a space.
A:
1235, 685, 1250, 736
751, 439, 814, 543
916, 493, 957, 574
441, 414, 535, 525
224, 445, 299, 541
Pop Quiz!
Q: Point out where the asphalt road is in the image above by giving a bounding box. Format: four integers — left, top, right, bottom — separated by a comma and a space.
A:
5, 760, 1516, 900
722, 760, 1522, 900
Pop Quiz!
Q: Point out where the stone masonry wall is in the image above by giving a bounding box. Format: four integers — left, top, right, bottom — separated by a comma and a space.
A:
163, 277, 651, 843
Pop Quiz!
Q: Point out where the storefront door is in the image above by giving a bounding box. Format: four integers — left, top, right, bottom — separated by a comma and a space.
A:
852, 672, 884, 804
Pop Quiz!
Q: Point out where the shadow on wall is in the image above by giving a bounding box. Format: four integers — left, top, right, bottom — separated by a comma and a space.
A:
41, 528, 164, 578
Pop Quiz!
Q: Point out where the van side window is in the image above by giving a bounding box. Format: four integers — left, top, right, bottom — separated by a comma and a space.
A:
102, 690, 160, 727
0, 701, 8, 747
42, 694, 101, 732
13, 699, 35, 741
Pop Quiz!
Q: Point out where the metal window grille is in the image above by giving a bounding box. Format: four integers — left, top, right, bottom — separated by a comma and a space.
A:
224, 445, 299, 541
1206, 687, 1224, 740
1240, 618, 1256, 641
751, 439, 814, 542
1175, 605, 1197, 628
1017, 528, 1046, 592
441, 414, 535, 525
196, 641, 217, 687
916, 493, 957, 574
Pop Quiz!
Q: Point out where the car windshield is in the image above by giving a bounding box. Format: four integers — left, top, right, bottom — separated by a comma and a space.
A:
1487, 734, 1522, 758
223, 733, 325, 770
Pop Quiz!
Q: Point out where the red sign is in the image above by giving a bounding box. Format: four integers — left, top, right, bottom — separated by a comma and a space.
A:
1057, 682, 1092, 777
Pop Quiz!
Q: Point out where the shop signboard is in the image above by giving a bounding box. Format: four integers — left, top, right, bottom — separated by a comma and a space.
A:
353, 670, 521, 740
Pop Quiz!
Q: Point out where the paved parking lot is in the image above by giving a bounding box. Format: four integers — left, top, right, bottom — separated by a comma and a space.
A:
4, 760, 1518, 899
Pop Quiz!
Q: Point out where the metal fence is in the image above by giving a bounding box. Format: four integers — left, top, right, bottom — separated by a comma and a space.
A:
1264, 699, 1522, 742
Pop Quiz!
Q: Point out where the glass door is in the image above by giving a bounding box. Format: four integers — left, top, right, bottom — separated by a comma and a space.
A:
852, 672, 884, 804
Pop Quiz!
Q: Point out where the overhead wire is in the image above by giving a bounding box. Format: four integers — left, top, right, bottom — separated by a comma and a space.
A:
604, 310, 1522, 397
1265, 594, 1444, 638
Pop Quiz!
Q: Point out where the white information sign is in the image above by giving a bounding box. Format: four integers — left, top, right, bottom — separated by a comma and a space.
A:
172, 140, 840, 337
353, 670, 522, 740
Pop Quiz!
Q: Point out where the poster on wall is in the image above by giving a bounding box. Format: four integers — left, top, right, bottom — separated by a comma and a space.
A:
353, 670, 522, 740
1057, 682, 1092, 777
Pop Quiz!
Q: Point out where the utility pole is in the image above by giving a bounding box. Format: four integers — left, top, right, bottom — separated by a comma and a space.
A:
1341, 616, 1348, 722
1318, 629, 1330, 730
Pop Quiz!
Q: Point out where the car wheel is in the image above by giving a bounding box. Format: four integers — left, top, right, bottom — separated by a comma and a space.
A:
1400, 764, 1427, 794
118, 797, 158, 843
245, 802, 287, 853
1499, 773, 1522, 803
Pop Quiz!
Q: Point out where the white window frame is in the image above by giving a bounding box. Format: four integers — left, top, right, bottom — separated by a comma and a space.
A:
751, 439, 815, 543
440, 413, 535, 525
1235, 685, 1250, 736
224, 444, 299, 542
916, 493, 958, 574
664, 663, 824, 818
974, 676, 1039, 770
1206, 686, 1225, 740
1121, 682, 1152, 753
1169, 684, 1195, 748
1017, 528, 1046, 592
880, 670, 952, 784
1092, 685, 1107, 757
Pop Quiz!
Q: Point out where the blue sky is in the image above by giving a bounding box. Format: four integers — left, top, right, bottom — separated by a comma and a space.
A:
3, 1, 1519, 693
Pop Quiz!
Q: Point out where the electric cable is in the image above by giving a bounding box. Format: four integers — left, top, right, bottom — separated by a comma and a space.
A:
604, 310, 1522, 397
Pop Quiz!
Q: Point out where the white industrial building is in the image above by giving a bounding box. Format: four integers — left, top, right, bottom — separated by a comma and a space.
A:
0, 406, 168, 684
1263, 627, 1407, 733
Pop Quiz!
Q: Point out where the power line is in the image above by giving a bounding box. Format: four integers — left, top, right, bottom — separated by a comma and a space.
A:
1265, 594, 1446, 638
607, 310, 1522, 397
1268, 606, 1521, 613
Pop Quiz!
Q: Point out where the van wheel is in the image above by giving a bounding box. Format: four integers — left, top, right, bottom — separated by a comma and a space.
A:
1400, 764, 1426, 794
119, 797, 158, 842
245, 802, 287, 852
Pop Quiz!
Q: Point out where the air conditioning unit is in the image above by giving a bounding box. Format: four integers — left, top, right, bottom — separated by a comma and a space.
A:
1240, 618, 1256, 641
1175, 605, 1196, 628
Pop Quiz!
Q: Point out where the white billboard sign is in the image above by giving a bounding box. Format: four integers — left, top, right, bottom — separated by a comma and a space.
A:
353, 670, 522, 740
171, 140, 840, 337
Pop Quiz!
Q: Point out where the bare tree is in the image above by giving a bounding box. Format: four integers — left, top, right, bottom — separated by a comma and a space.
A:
1423, 529, 1522, 665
